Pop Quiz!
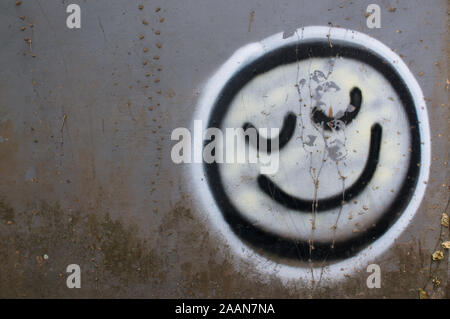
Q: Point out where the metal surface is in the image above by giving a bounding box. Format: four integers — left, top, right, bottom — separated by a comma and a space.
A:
0, 0, 448, 298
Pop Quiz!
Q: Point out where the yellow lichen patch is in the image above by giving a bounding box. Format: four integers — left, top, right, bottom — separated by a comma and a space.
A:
432, 250, 444, 261
418, 288, 429, 299
432, 277, 441, 287
441, 213, 449, 227
441, 241, 450, 249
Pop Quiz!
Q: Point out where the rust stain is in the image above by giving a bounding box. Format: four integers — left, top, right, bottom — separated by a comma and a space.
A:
248, 10, 255, 33
0, 197, 441, 298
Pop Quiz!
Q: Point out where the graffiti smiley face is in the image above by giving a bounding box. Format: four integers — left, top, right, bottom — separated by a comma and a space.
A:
195, 27, 430, 268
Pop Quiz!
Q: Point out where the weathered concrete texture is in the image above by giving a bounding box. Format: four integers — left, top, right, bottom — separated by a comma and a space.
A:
0, 0, 448, 298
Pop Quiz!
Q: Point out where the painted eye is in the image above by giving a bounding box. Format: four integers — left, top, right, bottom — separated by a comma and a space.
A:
242, 112, 297, 154
311, 87, 362, 130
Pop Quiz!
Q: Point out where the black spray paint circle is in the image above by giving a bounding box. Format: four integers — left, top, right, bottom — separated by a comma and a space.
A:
203, 33, 424, 262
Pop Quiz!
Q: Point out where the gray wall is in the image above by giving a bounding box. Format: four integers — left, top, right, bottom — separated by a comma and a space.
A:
0, 0, 447, 298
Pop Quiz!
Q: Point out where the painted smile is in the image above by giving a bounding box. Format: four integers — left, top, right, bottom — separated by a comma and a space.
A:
257, 123, 382, 212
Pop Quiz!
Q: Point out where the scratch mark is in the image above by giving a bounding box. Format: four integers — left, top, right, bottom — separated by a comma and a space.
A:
327, 24, 333, 48
98, 16, 107, 43
60, 113, 67, 148
248, 10, 255, 33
